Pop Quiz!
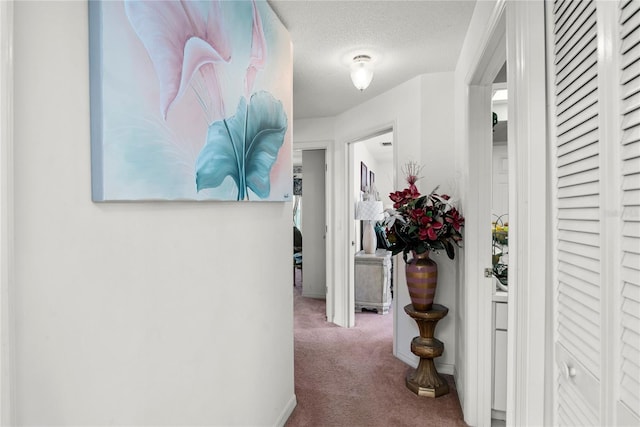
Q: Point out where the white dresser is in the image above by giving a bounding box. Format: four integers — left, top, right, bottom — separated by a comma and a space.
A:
354, 249, 392, 314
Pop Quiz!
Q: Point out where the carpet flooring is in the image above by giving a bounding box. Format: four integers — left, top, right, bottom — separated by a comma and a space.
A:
286, 270, 467, 427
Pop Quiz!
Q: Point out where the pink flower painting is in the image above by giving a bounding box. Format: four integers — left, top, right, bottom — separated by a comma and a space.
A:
89, 0, 292, 201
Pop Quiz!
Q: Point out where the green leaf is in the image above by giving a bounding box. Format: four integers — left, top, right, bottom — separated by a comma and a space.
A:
195, 91, 287, 200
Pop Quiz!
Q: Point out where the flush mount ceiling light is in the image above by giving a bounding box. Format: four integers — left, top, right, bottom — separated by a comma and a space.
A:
350, 55, 374, 91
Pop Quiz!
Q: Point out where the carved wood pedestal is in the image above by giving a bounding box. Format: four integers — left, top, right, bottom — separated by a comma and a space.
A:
404, 303, 450, 398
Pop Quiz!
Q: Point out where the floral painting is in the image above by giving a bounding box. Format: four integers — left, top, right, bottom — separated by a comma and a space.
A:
89, 0, 292, 201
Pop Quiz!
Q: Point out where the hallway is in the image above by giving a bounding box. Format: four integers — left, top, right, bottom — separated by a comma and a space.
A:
286, 275, 465, 426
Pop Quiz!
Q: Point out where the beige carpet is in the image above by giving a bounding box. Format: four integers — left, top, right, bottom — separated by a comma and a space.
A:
287, 271, 467, 427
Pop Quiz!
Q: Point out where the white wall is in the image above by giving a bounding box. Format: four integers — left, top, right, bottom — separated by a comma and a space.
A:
12, 2, 294, 425
293, 71, 458, 373
419, 71, 458, 372
374, 156, 395, 210
292, 118, 336, 143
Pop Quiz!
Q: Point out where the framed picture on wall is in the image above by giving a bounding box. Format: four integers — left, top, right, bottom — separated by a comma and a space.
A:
88, 1, 292, 202
370, 171, 375, 187
361, 162, 368, 192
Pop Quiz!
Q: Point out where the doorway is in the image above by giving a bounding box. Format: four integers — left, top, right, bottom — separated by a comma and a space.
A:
347, 127, 396, 342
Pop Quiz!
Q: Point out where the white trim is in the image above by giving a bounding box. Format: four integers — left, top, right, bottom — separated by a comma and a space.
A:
466, 85, 496, 427
274, 395, 297, 427
0, 1, 14, 424
462, 1, 547, 425
463, 4, 505, 425
292, 140, 333, 323
464, 0, 507, 85
596, 2, 622, 425
543, 2, 560, 425
505, 2, 547, 426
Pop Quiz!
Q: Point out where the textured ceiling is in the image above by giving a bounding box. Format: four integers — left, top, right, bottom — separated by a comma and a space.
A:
268, 0, 476, 119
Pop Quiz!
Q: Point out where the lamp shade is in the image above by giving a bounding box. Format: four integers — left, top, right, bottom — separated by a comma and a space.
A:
355, 200, 384, 221
350, 55, 374, 91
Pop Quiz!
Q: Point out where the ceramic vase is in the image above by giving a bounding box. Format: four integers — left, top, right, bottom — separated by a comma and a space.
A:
405, 251, 438, 312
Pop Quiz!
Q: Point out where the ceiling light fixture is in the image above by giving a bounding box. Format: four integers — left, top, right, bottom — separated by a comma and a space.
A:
350, 55, 374, 91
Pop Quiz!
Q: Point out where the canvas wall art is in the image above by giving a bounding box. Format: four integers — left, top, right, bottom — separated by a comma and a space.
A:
89, 0, 292, 201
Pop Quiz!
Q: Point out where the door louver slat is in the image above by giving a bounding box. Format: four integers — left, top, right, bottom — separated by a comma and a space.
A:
557, 128, 598, 157
559, 379, 599, 425
557, 260, 600, 285
558, 250, 599, 274
557, 154, 599, 177
621, 0, 640, 23
558, 271, 600, 299
557, 84, 598, 127
557, 13, 597, 77
557, 102, 599, 136
557, 60, 598, 105
558, 239, 600, 256
622, 60, 640, 85
557, 76, 598, 117
555, 1, 593, 59
558, 228, 600, 246
557, 194, 600, 209
557, 33, 597, 86
620, 7, 640, 41
621, 38, 640, 68
557, 116, 599, 147
554, 0, 569, 17
558, 217, 599, 234
622, 89, 640, 114
622, 135, 640, 154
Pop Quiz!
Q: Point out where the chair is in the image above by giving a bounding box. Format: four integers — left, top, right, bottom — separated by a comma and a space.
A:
293, 226, 302, 285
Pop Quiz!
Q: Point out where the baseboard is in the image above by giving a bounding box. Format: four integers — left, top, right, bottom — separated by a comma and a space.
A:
274, 394, 297, 427
435, 362, 455, 376
395, 349, 456, 376
396, 348, 418, 368
301, 291, 326, 300
492, 409, 506, 421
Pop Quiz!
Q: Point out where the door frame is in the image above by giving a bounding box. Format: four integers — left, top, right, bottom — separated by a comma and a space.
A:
0, 0, 14, 424
463, 1, 547, 425
463, 5, 505, 424
344, 123, 396, 329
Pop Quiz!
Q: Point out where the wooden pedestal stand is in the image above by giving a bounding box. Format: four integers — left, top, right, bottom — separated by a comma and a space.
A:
404, 303, 450, 398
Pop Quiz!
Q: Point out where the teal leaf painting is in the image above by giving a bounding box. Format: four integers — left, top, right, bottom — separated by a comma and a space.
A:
195, 91, 288, 200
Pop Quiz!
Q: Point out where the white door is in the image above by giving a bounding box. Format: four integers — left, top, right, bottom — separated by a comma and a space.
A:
548, 1, 640, 425
301, 149, 327, 300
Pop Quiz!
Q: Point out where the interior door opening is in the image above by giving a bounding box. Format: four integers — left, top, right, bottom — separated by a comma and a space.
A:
347, 127, 396, 343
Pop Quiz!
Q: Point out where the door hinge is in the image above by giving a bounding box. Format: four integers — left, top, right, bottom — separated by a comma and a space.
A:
484, 268, 493, 278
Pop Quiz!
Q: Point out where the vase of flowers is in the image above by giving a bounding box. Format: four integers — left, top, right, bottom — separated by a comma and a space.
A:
384, 162, 464, 311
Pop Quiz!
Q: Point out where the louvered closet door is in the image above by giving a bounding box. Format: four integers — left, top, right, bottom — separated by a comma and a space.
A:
550, 0, 640, 425
619, 1, 640, 424
551, 0, 602, 425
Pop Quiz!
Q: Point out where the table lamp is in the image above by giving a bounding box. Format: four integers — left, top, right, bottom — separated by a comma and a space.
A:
355, 200, 384, 254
